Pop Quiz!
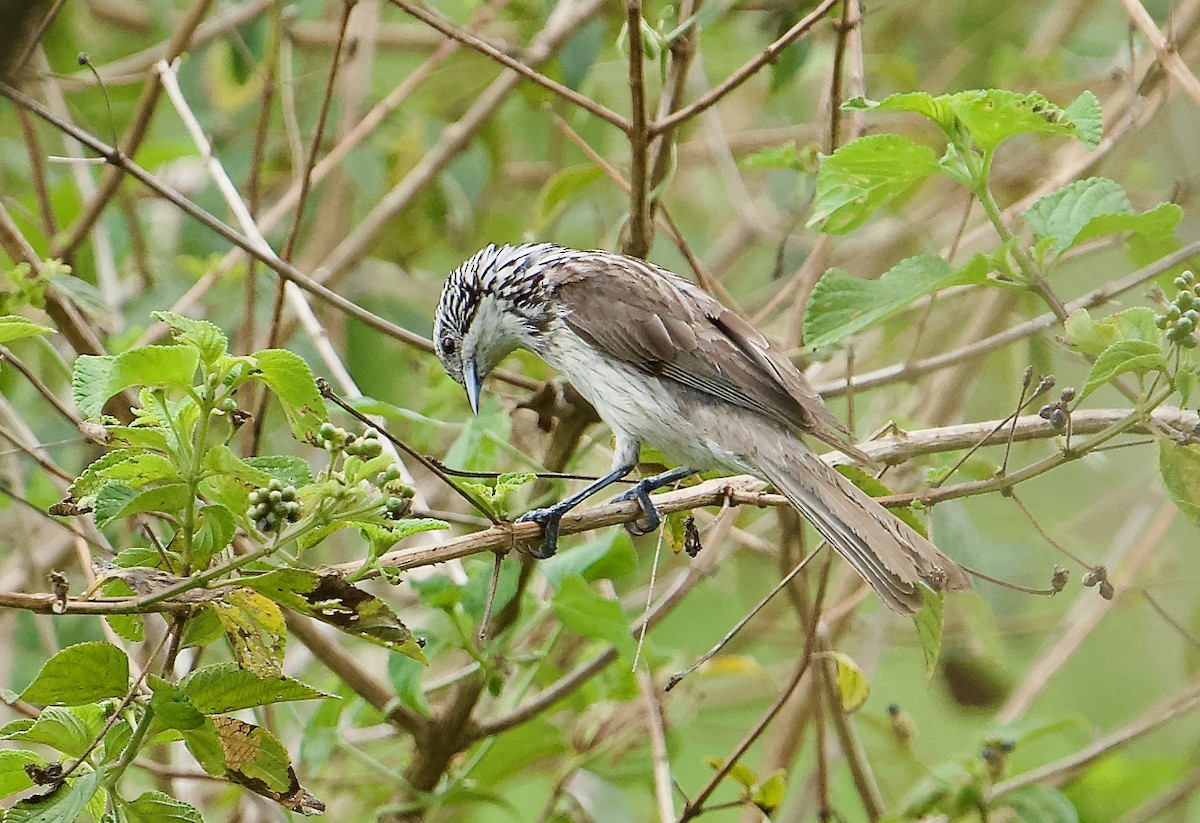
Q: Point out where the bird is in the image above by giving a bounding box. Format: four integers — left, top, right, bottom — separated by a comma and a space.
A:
433, 243, 971, 614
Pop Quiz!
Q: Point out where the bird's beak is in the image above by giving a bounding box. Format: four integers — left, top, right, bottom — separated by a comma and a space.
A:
463, 358, 481, 415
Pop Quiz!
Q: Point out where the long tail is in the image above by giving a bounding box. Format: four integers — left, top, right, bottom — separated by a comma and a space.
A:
753, 440, 972, 615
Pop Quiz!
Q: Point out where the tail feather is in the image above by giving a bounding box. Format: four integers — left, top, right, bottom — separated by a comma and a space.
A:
755, 442, 972, 615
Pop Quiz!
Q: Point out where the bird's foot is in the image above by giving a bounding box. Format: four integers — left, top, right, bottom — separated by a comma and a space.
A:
612, 481, 664, 537
515, 506, 566, 559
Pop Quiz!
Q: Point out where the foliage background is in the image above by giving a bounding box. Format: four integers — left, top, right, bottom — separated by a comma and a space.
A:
1, 0, 1200, 820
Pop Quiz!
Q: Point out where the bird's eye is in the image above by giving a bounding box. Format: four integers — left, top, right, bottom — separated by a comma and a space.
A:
439, 337, 457, 357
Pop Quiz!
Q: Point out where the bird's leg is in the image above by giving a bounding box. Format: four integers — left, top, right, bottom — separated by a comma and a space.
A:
516, 464, 635, 559
611, 466, 696, 536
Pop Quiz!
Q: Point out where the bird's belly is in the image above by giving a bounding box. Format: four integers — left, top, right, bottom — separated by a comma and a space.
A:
542, 335, 753, 473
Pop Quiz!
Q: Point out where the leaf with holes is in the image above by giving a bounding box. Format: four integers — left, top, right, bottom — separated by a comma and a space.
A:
238, 569, 426, 662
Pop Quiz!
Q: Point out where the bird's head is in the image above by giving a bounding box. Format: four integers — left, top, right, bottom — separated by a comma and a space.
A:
434, 243, 560, 413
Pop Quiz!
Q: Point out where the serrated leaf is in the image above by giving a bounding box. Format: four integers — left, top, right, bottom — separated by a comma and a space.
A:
72, 347, 200, 420
211, 589, 287, 678
4, 766, 103, 823
1063, 309, 1118, 356
809, 134, 939, 234
93, 482, 192, 528
19, 641, 129, 706
804, 254, 987, 348
552, 576, 635, 661
850, 89, 1101, 152
244, 455, 314, 487
179, 663, 332, 714
151, 311, 228, 363
534, 164, 604, 231
124, 790, 204, 823
238, 569, 426, 662
0, 315, 55, 343
203, 444, 273, 487
0, 750, 44, 798
1025, 178, 1181, 257
1081, 340, 1166, 399
252, 349, 328, 438
2, 705, 106, 758
1158, 440, 1200, 524
148, 675, 207, 731
192, 504, 236, 565
914, 585, 944, 679
826, 651, 870, 713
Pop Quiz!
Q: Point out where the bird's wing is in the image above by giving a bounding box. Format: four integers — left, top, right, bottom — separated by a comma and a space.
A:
547, 253, 860, 454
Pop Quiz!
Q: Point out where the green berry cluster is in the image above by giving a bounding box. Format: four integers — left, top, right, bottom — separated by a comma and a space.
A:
316, 423, 384, 458
375, 463, 416, 520
1156, 270, 1199, 349
248, 478, 301, 533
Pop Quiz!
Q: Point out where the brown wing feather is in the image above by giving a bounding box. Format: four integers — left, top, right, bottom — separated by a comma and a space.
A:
547, 253, 867, 460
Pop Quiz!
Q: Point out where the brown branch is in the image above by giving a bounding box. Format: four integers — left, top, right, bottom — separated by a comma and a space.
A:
815, 237, 1200, 397
622, 0, 651, 258
384, 0, 627, 131
51, 0, 215, 257
650, 0, 839, 136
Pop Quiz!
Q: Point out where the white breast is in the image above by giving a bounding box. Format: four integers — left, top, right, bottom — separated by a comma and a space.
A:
536, 326, 752, 474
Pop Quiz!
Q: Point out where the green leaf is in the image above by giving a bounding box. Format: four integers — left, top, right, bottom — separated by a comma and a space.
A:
913, 585, 944, 679
539, 529, 638, 589
808, 134, 939, 234
244, 455, 314, 487
826, 651, 870, 713
151, 311, 228, 363
1024, 177, 1182, 257
458, 472, 535, 519
1081, 340, 1166, 399
124, 790, 204, 823
387, 653, 432, 718
252, 349, 328, 438
552, 576, 635, 661
147, 675, 207, 731
849, 89, 1102, 152
741, 141, 808, 171
804, 254, 987, 348
93, 482, 192, 528
1063, 309, 1119, 356
72, 346, 201, 419
0, 315, 55, 343
1158, 440, 1200, 524
238, 569, 426, 662
0, 750, 44, 798
752, 769, 787, 813
948, 89, 1099, 152
178, 663, 332, 714
5, 767, 104, 823
192, 504, 236, 565
1003, 784, 1080, 823
19, 641, 129, 706
203, 444, 274, 487
2, 705, 106, 758
534, 164, 605, 231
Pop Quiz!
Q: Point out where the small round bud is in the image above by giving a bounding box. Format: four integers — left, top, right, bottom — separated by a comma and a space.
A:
268, 478, 284, 491
359, 439, 383, 458
1038, 404, 1053, 420
318, 422, 336, 440
1168, 305, 1182, 320
1049, 408, 1067, 429
1082, 566, 1104, 587
256, 518, 273, 533
1184, 270, 1196, 285
1099, 580, 1115, 600
1059, 387, 1075, 402
268, 490, 283, 504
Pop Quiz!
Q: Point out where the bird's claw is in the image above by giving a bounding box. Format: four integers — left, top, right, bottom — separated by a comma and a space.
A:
612, 484, 662, 537
515, 507, 564, 559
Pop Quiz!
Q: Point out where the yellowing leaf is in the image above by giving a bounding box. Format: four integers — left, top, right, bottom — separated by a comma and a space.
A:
826, 651, 870, 713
